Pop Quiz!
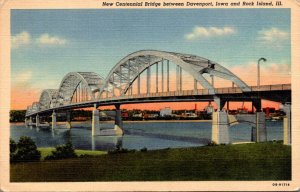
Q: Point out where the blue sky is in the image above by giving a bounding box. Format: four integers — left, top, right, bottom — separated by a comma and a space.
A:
11, 9, 291, 109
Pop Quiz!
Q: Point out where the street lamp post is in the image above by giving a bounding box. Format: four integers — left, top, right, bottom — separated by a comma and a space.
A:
257, 57, 267, 89
256, 57, 266, 142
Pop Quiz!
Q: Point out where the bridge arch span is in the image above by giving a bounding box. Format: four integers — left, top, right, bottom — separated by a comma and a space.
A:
30, 102, 41, 114
56, 72, 104, 107
99, 50, 250, 98
39, 89, 58, 110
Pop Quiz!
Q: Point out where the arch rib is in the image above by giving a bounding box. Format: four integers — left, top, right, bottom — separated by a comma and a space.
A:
99, 50, 250, 97
56, 72, 104, 106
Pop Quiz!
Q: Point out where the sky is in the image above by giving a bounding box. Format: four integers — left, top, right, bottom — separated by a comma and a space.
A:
11, 9, 291, 110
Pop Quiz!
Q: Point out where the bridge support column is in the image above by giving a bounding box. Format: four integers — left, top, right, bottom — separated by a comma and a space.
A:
36, 114, 40, 127
29, 116, 33, 126
66, 111, 72, 129
214, 97, 226, 111
114, 104, 124, 136
256, 112, 267, 142
92, 106, 100, 136
212, 111, 229, 144
25, 118, 28, 126
282, 104, 291, 145
25, 117, 31, 126
251, 126, 257, 142
253, 99, 262, 112
52, 111, 57, 129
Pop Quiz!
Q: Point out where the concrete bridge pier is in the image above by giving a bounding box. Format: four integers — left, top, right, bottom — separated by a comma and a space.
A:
92, 105, 101, 136
235, 112, 266, 142
25, 117, 30, 126
212, 111, 230, 144
212, 97, 267, 144
251, 126, 257, 142
252, 99, 262, 113
212, 97, 229, 144
256, 112, 267, 142
36, 114, 40, 127
252, 99, 267, 142
281, 104, 291, 145
66, 111, 72, 129
214, 96, 226, 111
29, 116, 33, 126
114, 104, 124, 136
52, 111, 57, 129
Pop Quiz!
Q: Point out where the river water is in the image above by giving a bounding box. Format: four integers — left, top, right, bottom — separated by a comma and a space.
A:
10, 121, 283, 151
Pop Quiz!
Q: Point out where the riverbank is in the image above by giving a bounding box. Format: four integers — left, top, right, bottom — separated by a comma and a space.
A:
38, 148, 107, 160
10, 142, 291, 182
10, 119, 211, 125
67, 119, 212, 125
124, 119, 211, 123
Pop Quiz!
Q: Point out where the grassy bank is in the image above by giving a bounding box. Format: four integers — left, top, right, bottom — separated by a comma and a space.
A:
11, 142, 291, 182
38, 148, 107, 160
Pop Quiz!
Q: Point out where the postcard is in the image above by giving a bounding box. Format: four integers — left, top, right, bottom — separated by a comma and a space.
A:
0, 0, 299, 191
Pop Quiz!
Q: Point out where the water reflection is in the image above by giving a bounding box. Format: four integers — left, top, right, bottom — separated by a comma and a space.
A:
10, 121, 283, 151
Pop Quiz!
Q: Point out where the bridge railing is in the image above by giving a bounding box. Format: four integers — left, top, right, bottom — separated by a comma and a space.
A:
215, 87, 243, 94
120, 84, 290, 99
26, 83, 291, 116
250, 84, 291, 91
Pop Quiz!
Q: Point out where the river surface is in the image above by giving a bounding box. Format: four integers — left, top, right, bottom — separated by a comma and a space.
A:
10, 121, 283, 151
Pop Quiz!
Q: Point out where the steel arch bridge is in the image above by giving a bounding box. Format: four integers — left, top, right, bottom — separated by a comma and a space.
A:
24, 50, 291, 144
26, 50, 266, 116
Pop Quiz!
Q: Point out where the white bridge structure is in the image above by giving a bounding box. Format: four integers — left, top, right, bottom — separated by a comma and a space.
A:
25, 50, 291, 145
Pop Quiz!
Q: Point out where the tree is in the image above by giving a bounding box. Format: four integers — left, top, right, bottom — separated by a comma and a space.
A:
10, 110, 26, 122
10, 138, 17, 162
45, 140, 77, 160
11, 136, 41, 162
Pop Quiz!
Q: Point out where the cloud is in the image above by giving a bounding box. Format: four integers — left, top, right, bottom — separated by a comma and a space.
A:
11, 31, 68, 49
11, 31, 31, 49
36, 33, 67, 45
185, 26, 236, 40
230, 62, 290, 86
258, 27, 290, 43
11, 70, 60, 109
12, 70, 33, 87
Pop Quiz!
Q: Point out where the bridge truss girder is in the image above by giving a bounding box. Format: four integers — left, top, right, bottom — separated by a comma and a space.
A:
99, 50, 251, 98
55, 72, 104, 107
26, 50, 254, 116
39, 89, 58, 110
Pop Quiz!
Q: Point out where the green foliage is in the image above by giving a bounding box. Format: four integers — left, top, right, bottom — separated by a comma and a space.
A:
108, 146, 136, 154
140, 147, 148, 152
45, 141, 77, 160
10, 136, 41, 162
11, 143, 291, 182
207, 141, 218, 146
10, 110, 26, 122
38, 147, 106, 160
10, 139, 17, 161
10, 138, 17, 153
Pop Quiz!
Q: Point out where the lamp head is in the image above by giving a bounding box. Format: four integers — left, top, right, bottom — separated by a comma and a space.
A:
259, 57, 267, 62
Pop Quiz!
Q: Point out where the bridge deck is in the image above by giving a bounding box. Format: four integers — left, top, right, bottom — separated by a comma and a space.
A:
26, 84, 291, 117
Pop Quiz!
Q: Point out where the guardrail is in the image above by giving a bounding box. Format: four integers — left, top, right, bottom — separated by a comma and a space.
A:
26, 84, 291, 116
250, 84, 291, 91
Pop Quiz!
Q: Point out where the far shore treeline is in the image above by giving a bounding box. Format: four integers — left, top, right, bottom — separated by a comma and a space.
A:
10, 110, 93, 123
10, 109, 209, 123
10, 110, 26, 122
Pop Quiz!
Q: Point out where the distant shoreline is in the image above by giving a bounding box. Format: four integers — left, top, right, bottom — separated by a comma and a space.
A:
10, 119, 212, 124
123, 119, 212, 123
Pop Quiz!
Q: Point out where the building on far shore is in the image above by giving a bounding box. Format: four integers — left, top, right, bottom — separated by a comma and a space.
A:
160, 107, 172, 117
